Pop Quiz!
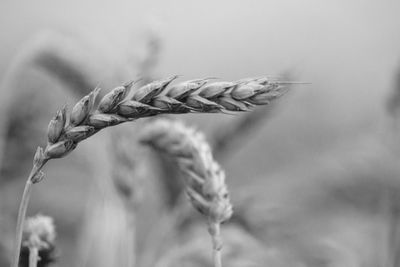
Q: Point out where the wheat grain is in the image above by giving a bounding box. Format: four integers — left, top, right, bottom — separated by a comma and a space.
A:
11, 75, 289, 267
140, 118, 233, 267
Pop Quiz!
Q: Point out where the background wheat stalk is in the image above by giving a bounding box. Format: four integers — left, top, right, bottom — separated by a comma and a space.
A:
11, 75, 290, 267
109, 129, 146, 267
140, 118, 233, 267
21, 215, 56, 267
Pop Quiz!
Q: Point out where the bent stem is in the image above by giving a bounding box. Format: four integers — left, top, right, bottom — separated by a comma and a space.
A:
29, 247, 39, 267
11, 161, 47, 267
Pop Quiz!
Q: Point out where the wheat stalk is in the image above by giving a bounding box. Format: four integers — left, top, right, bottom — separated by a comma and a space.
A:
108, 130, 146, 267
140, 118, 233, 267
11, 75, 289, 267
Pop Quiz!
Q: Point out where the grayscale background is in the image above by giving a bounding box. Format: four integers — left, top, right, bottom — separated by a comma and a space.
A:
1, 0, 400, 266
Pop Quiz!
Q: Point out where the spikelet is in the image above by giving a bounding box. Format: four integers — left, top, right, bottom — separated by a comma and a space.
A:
46, 106, 67, 144
69, 87, 100, 126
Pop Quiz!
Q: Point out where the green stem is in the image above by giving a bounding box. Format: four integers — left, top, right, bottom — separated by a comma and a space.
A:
11, 161, 47, 267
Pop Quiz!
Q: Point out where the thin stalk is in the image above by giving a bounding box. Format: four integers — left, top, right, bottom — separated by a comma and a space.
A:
29, 247, 39, 267
209, 222, 222, 267
11, 161, 47, 267
213, 248, 222, 267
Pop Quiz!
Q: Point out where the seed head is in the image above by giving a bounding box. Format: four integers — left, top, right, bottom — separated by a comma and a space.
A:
141, 119, 233, 224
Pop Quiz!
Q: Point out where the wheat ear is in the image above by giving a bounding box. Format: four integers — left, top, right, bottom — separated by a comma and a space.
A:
140, 118, 233, 267
11, 76, 288, 267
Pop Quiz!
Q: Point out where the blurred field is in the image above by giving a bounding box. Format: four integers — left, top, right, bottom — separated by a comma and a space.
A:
1, 0, 400, 266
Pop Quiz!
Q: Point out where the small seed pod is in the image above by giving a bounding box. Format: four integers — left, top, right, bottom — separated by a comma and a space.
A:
98, 86, 127, 113
186, 95, 223, 112
70, 87, 100, 126
216, 97, 250, 112
231, 83, 263, 100
70, 96, 90, 126
87, 114, 128, 128
248, 90, 282, 105
47, 106, 67, 143
132, 76, 178, 104
117, 100, 157, 117
33, 146, 45, 166
152, 95, 192, 113
45, 140, 76, 159
64, 126, 96, 142
166, 78, 208, 100
199, 82, 236, 99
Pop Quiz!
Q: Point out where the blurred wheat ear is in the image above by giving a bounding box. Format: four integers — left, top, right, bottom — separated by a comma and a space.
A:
140, 118, 233, 267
